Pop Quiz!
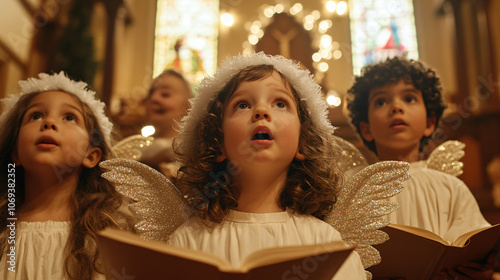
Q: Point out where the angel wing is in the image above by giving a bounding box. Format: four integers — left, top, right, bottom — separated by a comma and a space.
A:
111, 134, 154, 160
100, 158, 195, 243
425, 140, 465, 177
325, 161, 410, 277
331, 135, 369, 172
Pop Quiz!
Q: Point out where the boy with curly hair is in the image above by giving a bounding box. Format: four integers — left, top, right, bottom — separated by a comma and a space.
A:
347, 56, 494, 279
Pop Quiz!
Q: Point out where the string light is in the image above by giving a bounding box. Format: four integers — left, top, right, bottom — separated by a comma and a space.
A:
141, 125, 155, 137
221, 12, 234, 27
240, 1, 349, 106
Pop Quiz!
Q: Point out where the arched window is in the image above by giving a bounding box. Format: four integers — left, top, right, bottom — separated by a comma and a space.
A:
154, 0, 219, 85
349, 0, 419, 75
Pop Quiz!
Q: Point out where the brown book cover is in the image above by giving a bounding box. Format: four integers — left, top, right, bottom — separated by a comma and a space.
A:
96, 228, 355, 280
369, 223, 500, 280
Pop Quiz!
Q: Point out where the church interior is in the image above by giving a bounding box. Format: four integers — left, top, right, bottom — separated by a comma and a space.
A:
1, 0, 500, 223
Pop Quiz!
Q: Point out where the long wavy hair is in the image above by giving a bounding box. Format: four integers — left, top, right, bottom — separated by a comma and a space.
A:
347, 56, 447, 154
174, 65, 340, 223
0, 91, 134, 279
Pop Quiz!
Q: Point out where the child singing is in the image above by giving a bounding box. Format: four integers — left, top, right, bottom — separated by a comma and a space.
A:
0, 72, 135, 279
168, 53, 366, 279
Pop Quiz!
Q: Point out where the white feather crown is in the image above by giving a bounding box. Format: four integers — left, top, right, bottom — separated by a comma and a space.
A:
177, 52, 335, 155
0, 71, 113, 145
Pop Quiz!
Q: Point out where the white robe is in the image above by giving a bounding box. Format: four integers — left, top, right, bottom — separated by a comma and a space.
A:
0, 221, 106, 280
347, 160, 490, 243
386, 161, 491, 243
168, 209, 366, 279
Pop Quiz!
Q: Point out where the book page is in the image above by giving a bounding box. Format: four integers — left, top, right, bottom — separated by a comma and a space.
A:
389, 224, 449, 245
369, 225, 446, 280
237, 241, 352, 272
452, 224, 500, 247
97, 228, 233, 270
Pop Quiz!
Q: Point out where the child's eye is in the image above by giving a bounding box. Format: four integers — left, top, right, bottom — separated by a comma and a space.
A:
234, 102, 250, 111
374, 98, 387, 107
273, 99, 288, 109
64, 114, 77, 122
29, 112, 43, 120
405, 96, 417, 103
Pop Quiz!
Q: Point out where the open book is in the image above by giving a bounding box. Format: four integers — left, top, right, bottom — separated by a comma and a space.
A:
369, 223, 500, 280
96, 228, 355, 280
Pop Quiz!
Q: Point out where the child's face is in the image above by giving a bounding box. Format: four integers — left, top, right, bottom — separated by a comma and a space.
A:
146, 75, 189, 129
220, 71, 304, 171
13, 90, 101, 174
360, 80, 436, 155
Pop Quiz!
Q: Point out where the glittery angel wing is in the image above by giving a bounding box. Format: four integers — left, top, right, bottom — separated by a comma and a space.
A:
331, 135, 369, 172
100, 158, 194, 243
111, 135, 154, 160
425, 140, 465, 177
325, 161, 410, 274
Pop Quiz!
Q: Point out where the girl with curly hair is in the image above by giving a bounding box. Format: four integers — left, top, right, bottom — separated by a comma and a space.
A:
0, 72, 135, 279
168, 53, 365, 279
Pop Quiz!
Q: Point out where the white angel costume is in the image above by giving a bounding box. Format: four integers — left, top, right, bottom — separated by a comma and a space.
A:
0, 221, 106, 280
168, 210, 366, 279
0, 72, 125, 280
101, 52, 411, 279
345, 141, 491, 243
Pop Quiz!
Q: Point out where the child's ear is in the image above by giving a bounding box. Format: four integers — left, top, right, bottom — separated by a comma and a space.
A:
359, 121, 374, 142
424, 116, 437, 137
82, 147, 102, 168
216, 148, 227, 163
294, 149, 305, 161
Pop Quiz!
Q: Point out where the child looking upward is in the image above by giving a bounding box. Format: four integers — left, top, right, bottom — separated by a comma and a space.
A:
0, 72, 134, 280
168, 53, 366, 279
347, 56, 493, 279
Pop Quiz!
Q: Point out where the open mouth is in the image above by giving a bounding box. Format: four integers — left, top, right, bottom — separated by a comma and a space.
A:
390, 119, 407, 127
36, 136, 58, 146
251, 126, 274, 141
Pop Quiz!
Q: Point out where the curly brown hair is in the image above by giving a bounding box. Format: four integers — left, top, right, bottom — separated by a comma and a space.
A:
174, 65, 340, 223
347, 56, 447, 154
0, 91, 134, 280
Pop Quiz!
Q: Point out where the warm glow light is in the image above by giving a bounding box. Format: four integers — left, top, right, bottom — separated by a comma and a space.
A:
337, 1, 347, 15
326, 94, 342, 107
290, 3, 303, 15
320, 34, 332, 48
319, 20, 329, 32
333, 49, 342, 59
275, 4, 284, 13
319, 62, 329, 72
264, 6, 275, 18
250, 25, 260, 34
305, 14, 315, 23
141, 125, 155, 137
221, 13, 234, 27
326, 1, 336, 13
312, 52, 322, 62
304, 22, 314, 30
312, 10, 321, 19
248, 34, 259, 45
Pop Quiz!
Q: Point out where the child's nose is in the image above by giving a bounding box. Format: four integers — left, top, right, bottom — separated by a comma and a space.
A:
391, 101, 404, 114
252, 107, 271, 121
41, 119, 57, 131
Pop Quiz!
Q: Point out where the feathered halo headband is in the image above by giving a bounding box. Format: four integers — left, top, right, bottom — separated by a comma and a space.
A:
0, 71, 113, 145
177, 52, 335, 155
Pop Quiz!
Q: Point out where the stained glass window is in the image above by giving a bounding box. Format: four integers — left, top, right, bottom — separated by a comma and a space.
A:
154, 0, 219, 85
349, 0, 419, 75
